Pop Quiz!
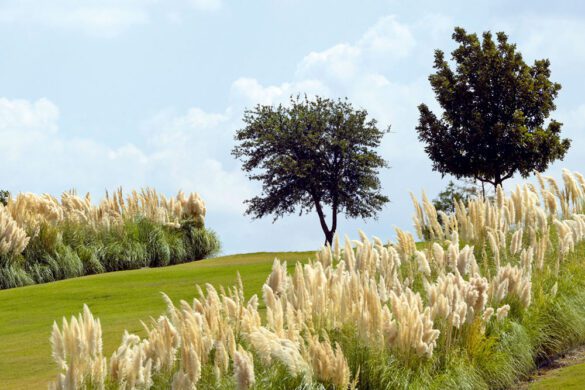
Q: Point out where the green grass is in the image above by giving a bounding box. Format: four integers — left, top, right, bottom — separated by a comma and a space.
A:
0, 251, 314, 390
529, 363, 585, 389
4, 240, 585, 389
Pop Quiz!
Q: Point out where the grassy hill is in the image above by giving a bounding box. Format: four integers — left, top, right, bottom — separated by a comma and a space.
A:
3, 248, 585, 389
0, 251, 314, 389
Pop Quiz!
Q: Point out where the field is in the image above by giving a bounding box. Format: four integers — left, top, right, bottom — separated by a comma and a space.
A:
2, 248, 585, 389
0, 251, 313, 389
5, 171, 585, 389
1, 4, 581, 388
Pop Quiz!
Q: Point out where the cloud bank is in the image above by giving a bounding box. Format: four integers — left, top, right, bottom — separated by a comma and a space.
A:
1, 10, 584, 253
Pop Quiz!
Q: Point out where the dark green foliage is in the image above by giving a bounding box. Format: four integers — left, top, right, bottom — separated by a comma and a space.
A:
55, 244, 84, 279
26, 262, 56, 284
0, 265, 33, 289
0, 216, 220, 289
433, 180, 480, 213
417, 27, 571, 189
164, 229, 188, 265
247, 357, 307, 390
20, 223, 63, 283
141, 221, 171, 268
0, 190, 9, 206
524, 260, 585, 362
233, 95, 389, 245
24, 223, 61, 259
101, 240, 148, 271
0, 252, 18, 268
181, 220, 221, 260
77, 246, 105, 275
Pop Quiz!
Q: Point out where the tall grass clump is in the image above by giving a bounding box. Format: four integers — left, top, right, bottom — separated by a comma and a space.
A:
0, 204, 31, 288
0, 188, 220, 289
49, 169, 585, 389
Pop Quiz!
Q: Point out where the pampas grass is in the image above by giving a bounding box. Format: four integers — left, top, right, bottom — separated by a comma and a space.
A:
49, 305, 106, 390
48, 169, 585, 388
0, 205, 29, 261
0, 189, 219, 289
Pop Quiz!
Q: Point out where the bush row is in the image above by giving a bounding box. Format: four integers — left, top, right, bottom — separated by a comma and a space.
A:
0, 217, 220, 289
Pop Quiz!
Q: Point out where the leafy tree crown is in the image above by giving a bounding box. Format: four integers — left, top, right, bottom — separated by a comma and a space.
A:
232, 95, 389, 243
417, 27, 571, 188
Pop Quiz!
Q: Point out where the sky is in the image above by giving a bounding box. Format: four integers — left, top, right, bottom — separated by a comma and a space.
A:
1, 0, 585, 254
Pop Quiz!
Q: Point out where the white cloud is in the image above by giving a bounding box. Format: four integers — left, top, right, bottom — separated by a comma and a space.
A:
230, 77, 329, 106
144, 106, 231, 155
358, 15, 416, 58
0, 97, 249, 215
0, 0, 221, 37
296, 15, 416, 84
141, 105, 254, 214
231, 78, 292, 105
4, 12, 584, 253
0, 2, 150, 37
0, 97, 151, 190
106, 144, 148, 163
179, 107, 229, 129
0, 98, 61, 160
297, 44, 362, 81
0, 98, 59, 134
498, 17, 585, 65
175, 159, 252, 214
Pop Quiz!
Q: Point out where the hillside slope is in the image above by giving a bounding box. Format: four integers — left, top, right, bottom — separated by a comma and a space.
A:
0, 251, 313, 389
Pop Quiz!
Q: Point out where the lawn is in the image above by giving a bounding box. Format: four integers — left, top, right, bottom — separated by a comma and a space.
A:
0, 251, 314, 389
529, 363, 585, 389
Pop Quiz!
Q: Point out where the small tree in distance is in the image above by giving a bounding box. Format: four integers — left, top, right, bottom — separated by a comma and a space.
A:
417, 27, 571, 190
432, 180, 480, 214
232, 95, 389, 246
0, 190, 9, 206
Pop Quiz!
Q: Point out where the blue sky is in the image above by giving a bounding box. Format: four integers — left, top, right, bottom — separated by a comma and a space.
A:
1, 0, 584, 254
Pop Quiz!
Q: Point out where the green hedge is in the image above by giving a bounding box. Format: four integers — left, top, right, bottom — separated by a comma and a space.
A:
0, 217, 220, 289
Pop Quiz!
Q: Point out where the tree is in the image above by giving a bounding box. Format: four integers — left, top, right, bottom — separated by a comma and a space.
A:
232, 95, 389, 246
432, 180, 480, 214
417, 27, 571, 190
0, 190, 9, 206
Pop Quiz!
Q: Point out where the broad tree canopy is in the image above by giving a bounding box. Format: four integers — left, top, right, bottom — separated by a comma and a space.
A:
232, 95, 389, 245
417, 27, 571, 189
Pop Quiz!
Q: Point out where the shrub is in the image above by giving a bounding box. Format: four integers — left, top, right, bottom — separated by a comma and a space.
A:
76, 246, 105, 275
164, 229, 188, 265
0, 264, 33, 289
137, 218, 171, 268
54, 244, 84, 279
181, 220, 221, 260
0, 189, 219, 289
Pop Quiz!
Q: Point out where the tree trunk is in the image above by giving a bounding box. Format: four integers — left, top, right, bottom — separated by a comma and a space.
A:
312, 195, 333, 246
329, 199, 338, 247
494, 175, 502, 192
324, 230, 334, 247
